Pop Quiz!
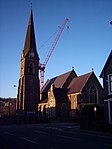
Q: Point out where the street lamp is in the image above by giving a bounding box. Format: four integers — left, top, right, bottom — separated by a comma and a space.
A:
94, 106, 97, 112
94, 106, 97, 119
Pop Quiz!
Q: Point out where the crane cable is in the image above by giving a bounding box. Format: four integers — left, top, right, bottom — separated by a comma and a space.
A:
38, 28, 59, 50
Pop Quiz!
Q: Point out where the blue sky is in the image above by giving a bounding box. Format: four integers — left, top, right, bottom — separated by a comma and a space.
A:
0, 0, 112, 98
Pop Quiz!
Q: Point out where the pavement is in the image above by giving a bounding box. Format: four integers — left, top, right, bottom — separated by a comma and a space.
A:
31, 122, 112, 138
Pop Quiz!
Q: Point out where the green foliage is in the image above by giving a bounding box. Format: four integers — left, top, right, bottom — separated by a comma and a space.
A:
80, 103, 97, 116
80, 103, 105, 130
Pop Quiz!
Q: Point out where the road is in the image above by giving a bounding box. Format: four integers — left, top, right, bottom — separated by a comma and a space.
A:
0, 123, 112, 149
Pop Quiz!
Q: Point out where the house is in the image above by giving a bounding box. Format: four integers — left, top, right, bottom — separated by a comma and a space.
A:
38, 69, 103, 120
0, 98, 16, 117
100, 51, 112, 124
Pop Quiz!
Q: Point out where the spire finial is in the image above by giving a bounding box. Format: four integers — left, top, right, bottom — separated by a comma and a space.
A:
72, 66, 74, 70
92, 68, 94, 72
30, 2, 32, 9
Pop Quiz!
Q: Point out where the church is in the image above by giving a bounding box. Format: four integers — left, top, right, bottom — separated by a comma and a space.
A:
16, 9, 103, 121
16, 9, 40, 118
38, 69, 103, 119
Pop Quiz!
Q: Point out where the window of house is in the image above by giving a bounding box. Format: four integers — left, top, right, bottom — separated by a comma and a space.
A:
89, 86, 97, 104
108, 74, 112, 95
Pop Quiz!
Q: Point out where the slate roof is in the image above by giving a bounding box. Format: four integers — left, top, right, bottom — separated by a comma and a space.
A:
68, 72, 92, 94
40, 69, 77, 93
100, 50, 112, 78
39, 71, 96, 103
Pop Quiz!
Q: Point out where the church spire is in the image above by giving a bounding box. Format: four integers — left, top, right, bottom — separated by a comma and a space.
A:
16, 8, 40, 118
23, 8, 38, 57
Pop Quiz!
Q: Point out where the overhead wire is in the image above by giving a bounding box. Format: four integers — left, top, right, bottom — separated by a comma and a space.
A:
38, 28, 59, 50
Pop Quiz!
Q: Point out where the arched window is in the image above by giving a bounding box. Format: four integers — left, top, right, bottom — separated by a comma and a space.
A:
89, 86, 98, 104
61, 103, 68, 118
28, 62, 35, 75
61, 103, 67, 110
29, 63, 33, 74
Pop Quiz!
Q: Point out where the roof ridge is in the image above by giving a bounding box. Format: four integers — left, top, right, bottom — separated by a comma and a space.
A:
40, 79, 50, 93
68, 72, 92, 94
54, 70, 73, 78
79, 72, 92, 92
78, 72, 92, 78
100, 50, 112, 78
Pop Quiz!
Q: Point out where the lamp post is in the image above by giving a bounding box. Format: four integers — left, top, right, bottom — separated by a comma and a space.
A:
94, 106, 97, 116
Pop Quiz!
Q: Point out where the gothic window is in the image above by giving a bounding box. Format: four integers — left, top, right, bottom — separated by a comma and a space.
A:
108, 74, 112, 95
89, 86, 97, 104
70, 95, 77, 109
29, 63, 33, 74
28, 62, 35, 75
61, 103, 67, 109
61, 103, 67, 118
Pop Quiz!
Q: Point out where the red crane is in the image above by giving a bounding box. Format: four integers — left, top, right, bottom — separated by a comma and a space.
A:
39, 18, 69, 89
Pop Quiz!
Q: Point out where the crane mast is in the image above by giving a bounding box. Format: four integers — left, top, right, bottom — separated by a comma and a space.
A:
39, 18, 69, 89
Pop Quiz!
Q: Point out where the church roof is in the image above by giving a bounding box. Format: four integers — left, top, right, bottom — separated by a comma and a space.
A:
68, 72, 92, 94
23, 9, 38, 57
100, 50, 112, 78
40, 69, 77, 93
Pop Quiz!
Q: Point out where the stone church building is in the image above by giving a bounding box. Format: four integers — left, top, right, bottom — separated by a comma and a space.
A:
16, 9, 103, 121
38, 69, 103, 119
16, 9, 40, 117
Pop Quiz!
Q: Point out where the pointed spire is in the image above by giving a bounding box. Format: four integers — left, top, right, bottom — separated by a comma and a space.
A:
28, 7, 33, 26
30, 2, 32, 9
23, 8, 38, 57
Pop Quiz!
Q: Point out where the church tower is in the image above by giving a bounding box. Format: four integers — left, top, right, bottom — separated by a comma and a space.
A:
16, 9, 40, 118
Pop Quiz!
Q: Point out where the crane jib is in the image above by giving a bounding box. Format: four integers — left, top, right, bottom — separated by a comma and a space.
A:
39, 18, 69, 89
